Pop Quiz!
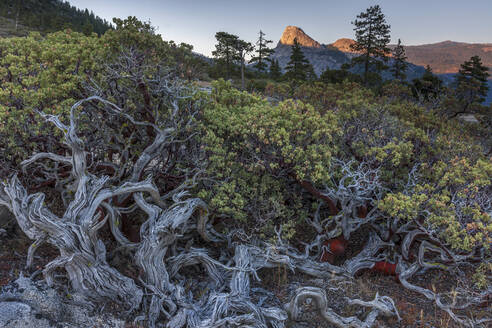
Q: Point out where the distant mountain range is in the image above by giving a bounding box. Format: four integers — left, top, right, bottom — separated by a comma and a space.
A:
271, 26, 427, 82
271, 26, 492, 104
393, 41, 492, 74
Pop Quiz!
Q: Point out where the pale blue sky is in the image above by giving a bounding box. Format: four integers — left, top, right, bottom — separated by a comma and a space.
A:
69, 0, 492, 56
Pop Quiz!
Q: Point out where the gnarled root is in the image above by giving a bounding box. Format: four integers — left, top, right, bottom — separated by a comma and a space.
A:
284, 286, 399, 328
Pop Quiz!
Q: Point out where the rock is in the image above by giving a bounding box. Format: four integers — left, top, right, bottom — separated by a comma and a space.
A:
279, 26, 321, 48
459, 114, 479, 123
0, 275, 126, 327
0, 301, 52, 328
331, 38, 358, 53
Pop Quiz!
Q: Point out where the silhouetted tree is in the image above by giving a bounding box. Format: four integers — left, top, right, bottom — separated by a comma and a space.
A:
212, 32, 240, 79
455, 56, 490, 104
350, 5, 391, 85
250, 30, 275, 73
320, 67, 362, 84
285, 38, 310, 81
391, 39, 407, 80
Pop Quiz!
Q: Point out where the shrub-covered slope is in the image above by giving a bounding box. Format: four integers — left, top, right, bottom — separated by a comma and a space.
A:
0, 18, 490, 328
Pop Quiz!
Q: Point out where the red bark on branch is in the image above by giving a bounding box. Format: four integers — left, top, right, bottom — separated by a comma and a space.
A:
298, 180, 339, 215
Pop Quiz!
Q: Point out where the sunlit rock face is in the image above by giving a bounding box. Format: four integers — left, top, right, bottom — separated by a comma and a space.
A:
279, 26, 322, 48
331, 38, 358, 53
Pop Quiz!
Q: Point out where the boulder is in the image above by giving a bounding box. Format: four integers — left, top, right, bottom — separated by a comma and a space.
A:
0, 275, 126, 327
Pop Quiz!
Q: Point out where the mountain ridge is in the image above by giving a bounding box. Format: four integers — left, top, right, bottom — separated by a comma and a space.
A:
278, 26, 322, 48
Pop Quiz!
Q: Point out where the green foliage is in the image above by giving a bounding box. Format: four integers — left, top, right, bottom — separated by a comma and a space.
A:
2, 14, 490, 278
379, 158, 492, 252
260, 78, 490, 251
472, 262, 492, 289
0, 17, 208, 172
0, 30, 102, 164
200, 80, 339, 234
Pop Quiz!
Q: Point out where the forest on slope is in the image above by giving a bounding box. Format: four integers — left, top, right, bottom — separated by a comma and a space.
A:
0, 0, 111, 36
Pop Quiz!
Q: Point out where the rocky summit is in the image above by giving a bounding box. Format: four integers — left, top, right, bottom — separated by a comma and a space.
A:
279, 26, 322, 48
331, 38, 358, 53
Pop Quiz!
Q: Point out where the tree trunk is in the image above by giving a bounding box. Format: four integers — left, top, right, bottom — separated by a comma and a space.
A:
15, 8, 20, 31
241, 57, 245, 90
364, 51, 370, 85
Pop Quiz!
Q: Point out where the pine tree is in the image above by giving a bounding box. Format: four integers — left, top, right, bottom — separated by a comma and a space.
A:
285, 38, 310, 81
455, 55, 490, 105
250, 30, 275, 73
234, 39, 254, 89
412, 65, 443, 101
212, 32, 240, 79
269, 59, 282, 81
350, 5, 391, 84
391, 39, 407, 81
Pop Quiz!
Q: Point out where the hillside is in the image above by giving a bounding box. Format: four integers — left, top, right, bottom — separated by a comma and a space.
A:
399, 41, 492, 74
0, 0, 111, 36
330, 38, 492, 75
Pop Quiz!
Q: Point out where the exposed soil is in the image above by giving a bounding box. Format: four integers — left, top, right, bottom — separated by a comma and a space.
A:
0, 225, 488, 328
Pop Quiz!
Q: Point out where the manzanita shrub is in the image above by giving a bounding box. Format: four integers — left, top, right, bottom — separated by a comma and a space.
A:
199, 79, 340, 237
0, 16, 204, 177
0, 30, 102, 167
201, 79, 491, 306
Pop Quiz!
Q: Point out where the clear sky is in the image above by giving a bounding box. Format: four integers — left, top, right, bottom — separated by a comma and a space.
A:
69, 0, 492, 56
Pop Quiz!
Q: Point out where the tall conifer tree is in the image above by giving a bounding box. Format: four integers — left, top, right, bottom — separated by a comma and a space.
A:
350, 5, 391, 84
234, 39, 254, 89
212, 32, 240, 79
285, 38, 310, 81
250, 30, 275, 73
455, 55, 490, 103
391, 39, 407, 80
452, 55, 490, 116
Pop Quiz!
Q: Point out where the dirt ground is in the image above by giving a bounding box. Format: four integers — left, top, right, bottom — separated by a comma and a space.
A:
0, 224, 488, 328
